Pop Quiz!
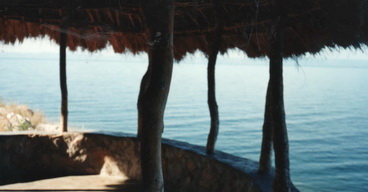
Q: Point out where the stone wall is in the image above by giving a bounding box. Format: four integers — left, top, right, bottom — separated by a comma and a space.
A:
0, 132, 273, 192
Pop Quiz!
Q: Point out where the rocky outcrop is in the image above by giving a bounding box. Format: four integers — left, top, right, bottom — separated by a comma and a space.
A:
0, 104, 48, 132
0, 132, 274, 192
2, 112, 32, 131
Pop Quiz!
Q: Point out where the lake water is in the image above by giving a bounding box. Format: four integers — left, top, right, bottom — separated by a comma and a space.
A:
0, 50, 367, 192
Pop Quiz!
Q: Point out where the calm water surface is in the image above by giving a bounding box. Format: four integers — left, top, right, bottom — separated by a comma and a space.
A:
1, 52, 367, 192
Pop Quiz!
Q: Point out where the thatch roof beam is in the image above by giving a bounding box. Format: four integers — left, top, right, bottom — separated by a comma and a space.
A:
0, 0, 268, 9
1, 2, 324, 24
1, 2, 329, 41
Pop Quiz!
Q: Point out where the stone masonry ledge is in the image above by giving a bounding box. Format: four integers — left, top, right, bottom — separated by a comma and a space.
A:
0, 132, 275, 192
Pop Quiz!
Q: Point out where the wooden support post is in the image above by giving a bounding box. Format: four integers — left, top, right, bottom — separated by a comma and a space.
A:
269, 0, 293, 190
206, 32, 221, 154
137, 63, 152, 138
59, 17, 68, 133
206, 1, 222, 154
138, 1, 175, 191
258, 81, 273, 173
269, 23, 291, 191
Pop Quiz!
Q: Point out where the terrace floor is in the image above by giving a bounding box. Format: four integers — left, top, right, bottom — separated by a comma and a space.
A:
0, 175, 142, 191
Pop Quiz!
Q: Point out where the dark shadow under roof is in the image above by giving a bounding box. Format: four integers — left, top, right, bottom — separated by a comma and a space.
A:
1, 0, 367, 60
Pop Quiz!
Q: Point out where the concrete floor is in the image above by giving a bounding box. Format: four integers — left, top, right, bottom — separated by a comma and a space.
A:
0, 175, 142, 191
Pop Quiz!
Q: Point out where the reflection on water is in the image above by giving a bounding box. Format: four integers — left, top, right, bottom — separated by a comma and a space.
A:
0, 52, 367, 192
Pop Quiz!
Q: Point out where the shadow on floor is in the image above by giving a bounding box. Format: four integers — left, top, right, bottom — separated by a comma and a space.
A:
105, 179, 143, 192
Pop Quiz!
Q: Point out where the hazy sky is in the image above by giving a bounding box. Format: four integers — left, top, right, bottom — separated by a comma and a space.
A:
1, 37, 368, 61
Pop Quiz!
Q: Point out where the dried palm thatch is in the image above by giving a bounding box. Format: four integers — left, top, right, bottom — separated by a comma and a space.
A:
0, 0, 367, 60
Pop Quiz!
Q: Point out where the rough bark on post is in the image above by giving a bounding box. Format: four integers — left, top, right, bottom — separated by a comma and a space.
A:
138, 1, 175, 192
258, 81, 273, 173
269, 0, 292, 190
59, 19, 68, 133
137, 63, 152, 138
206, 33, 220, 154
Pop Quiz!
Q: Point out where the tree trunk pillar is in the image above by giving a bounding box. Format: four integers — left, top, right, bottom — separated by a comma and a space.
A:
139, 1, 175, 192
206, 2, 223, 154
206, 36, 220, 154
137, 63, 152, 138
269, 1, 292, 190
59, 21, 68, 133
259, 81, 273, 173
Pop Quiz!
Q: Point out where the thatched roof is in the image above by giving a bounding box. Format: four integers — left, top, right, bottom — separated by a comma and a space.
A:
1, 0, 367, 60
